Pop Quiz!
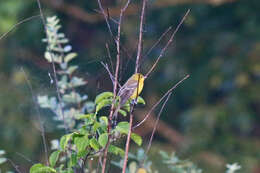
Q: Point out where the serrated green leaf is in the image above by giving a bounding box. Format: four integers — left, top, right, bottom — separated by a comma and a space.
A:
98, 133, 108, 147
118, 109, 127, 117
74, 136, 89, 152
60, 133, 73, 150
108, 145, 125, 157
116, 121, 129, 134
131, 133, 142, 146
64, 53, 77, 63
30, 163, 56, 173
95, 92, 114, 104
95, 99, 112, 113
49, 150, 61, 167
89, 138, 100, 151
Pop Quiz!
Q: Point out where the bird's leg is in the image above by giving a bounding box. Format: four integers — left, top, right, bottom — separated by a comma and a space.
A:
131, 99, 138, 105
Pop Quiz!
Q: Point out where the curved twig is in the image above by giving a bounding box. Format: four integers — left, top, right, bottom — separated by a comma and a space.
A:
145, 9, 190, 78
133, 74, 190, 129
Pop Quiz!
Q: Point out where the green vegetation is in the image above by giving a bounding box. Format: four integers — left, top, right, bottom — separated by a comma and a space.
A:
0, 0, 259, 172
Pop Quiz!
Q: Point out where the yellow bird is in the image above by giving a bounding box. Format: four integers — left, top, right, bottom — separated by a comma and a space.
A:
117, 73, 145, 106
113, 73, 145, 121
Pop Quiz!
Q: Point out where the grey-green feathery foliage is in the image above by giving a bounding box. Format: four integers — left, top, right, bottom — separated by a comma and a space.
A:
37, 16, 94, 130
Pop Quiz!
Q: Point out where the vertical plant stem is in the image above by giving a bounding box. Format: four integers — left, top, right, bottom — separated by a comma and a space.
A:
99, 1, 131, 172
135, 0, 147, 73
122, 110, 134, 173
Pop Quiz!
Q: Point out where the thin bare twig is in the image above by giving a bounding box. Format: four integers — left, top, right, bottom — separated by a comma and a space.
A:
101, 62, 115, 84
133, 74, 190, 129
141, 26, 172, 65
122, 69, 142, 173
101, 62, 122, 88
36, 0, 69, 132
15, 152, 34, 164
106, 43, 115, 75
21, 68, 49, 165
145, 92, 172, 155
7, 159, 22, 173
97, 0, 114, 40
135, 0, 147, 73
122, 109, 134, 173
0, 15, 40, 41
145, 9, 190, 78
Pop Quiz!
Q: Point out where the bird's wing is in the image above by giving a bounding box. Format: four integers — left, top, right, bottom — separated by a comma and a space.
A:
117, 80, 138, 106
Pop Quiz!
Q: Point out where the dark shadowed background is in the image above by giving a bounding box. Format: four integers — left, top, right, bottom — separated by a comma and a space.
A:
0, 0, 259, 172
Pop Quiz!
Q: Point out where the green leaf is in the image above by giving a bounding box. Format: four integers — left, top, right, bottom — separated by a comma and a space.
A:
122, 103, 130, 112
68, 153, 77, 168
98, 133, 108, 147
108, 145, 125, 157
99, 116, 108, 126
0, 158, 7, 164
77, 149, 88, 158
115, 121, 129, 134
70, 76, 86, 88
85, 101, 95, 113
95, 92, 113, 104
74, 136, 89, 152
75, 113, 94, 120
64, 53, 77, 63
89, 138, 100, 151
137, 96, 145, 105
49, 150, 61, 167
95, 99, 112, 113
0, 150, 5, 155
30, 163, 56, 173
44, 52, 52, 62
67, 65, 78, 75
93, 122, 100, 132
118, 109, 127, 117
60, 133, 73, 150
129, 162, 137, 173
131, 133, 142, 146
62, 92, 81, 103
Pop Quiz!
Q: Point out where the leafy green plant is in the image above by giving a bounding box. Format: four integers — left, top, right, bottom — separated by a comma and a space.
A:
30, 16, 144, 173
28, 14, 244, 173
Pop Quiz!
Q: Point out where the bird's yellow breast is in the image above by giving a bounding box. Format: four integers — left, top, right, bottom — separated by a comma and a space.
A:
130, 73, 144, 99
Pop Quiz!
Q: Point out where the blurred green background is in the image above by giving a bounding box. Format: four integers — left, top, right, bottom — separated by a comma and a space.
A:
0, 0, 259, 172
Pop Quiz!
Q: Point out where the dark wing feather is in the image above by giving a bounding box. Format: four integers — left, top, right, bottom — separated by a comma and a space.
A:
117, 80, 138, 106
